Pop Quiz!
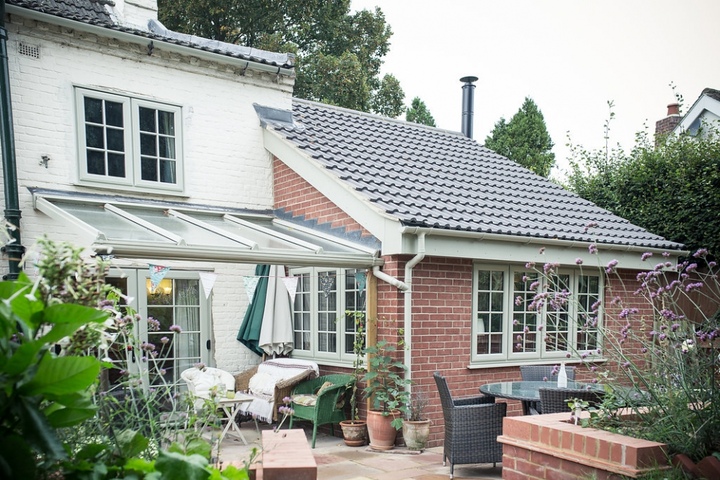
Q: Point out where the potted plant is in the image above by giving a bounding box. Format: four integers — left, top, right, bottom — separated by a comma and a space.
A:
402, 387, 431, 451
362, 339, 411, 450
339, 310, 368, 446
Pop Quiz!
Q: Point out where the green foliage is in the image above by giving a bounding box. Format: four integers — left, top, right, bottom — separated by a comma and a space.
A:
346, 310, 366, 421
406, 97, 436, 127
525, 248, 720, 462
362, 340, 410, 429
0, 271, 106, 478
158, 1, 405, 117
0, 238, 251, 479
565, 119, 720, 256
484, 97, 555, 177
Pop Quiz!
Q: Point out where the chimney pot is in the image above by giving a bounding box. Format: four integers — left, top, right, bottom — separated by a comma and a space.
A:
667, 103, 680, 116
460, 76, 478, 138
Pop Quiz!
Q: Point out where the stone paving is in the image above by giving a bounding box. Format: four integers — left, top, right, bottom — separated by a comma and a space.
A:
215, 421, 503, 479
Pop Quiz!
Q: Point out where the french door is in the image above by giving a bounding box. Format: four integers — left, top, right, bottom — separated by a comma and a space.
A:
105, 269, 212, 389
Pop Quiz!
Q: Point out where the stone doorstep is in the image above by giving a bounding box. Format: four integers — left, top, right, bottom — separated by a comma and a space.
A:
249, 429, 317, 480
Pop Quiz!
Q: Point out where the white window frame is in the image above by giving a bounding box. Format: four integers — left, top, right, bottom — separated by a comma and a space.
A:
471, 264, 603, 365
75, 87, 184, 193
290, 267, 366, 366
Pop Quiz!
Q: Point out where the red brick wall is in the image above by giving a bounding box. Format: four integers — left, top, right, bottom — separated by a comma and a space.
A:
500, 413, 668, 479
273, 157, 373, 237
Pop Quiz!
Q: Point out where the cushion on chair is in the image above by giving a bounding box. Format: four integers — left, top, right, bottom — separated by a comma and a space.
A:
292, 394, 318, 406
248, 372, 277, 396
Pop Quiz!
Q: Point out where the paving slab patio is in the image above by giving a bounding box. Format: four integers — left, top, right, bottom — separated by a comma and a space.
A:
216, 421, 503, 479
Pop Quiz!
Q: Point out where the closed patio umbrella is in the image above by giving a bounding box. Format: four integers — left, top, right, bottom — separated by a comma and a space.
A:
237, 264, 270, 357
258, 265, 294, 356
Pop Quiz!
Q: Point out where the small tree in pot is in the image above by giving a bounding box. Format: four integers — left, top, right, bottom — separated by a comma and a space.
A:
362, 340, 411, 450
339, 310, 367, 446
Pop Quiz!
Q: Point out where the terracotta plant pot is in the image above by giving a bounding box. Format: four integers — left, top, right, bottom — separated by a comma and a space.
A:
402, 419, 431, 451
339, 420, 367, 447
366, 410, 399, 450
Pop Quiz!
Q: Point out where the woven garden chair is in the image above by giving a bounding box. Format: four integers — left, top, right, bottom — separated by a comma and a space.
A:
433, 372, 506, 479
520, 365, 576, 414
289, 374, 354, 448
538, 387, 604, 414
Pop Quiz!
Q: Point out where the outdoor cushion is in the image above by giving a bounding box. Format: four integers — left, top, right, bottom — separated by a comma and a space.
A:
292, 394, 318, 406
248, 372, 276, 396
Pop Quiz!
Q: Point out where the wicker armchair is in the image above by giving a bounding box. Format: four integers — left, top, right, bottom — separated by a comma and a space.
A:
434, 372, 506, 479
520, 365, 576, 414
538, 387, 604, 414
289, 374, 354, 448
234, 359, 318, 422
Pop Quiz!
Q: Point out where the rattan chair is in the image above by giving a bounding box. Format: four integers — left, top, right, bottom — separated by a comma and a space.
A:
538, 387, 604, 414
434, 372, 506, 479
289, 374, 354, 448
520, 365, 576, 414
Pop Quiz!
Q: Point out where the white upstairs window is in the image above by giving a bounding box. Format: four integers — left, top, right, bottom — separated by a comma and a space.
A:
76, 88, 184, 193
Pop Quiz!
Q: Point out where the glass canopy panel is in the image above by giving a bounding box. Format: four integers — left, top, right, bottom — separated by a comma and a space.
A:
270, 222, 372, 254
51, 200, 171, 243
194, 214, 305, 250
119, 207, 244, 248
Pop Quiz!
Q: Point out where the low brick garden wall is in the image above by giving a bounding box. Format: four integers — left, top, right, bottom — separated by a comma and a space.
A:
498, 412, 669, 479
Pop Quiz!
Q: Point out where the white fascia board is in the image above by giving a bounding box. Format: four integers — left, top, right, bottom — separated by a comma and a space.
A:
262, 128, 402, 242
99, 241, 384, 268
676, 94, 720, 132
34, 196, 106, 242
7, 5, 294, 77
395, 227, 685, 270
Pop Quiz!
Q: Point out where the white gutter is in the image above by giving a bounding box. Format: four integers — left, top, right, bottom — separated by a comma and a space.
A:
399, 226, 686, 256
7, 5, 294, 77
403, 232, 426, 388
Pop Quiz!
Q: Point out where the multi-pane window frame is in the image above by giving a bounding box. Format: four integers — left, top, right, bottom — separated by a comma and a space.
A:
75, 87, 184, 193
290, 267, 366, 366
472, 263, 603, 365
103, 268, 212, 391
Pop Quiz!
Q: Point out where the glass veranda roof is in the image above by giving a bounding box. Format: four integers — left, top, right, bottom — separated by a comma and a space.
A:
32, 190, 381, 268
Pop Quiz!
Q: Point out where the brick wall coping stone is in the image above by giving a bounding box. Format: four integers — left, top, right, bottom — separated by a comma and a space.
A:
498, 411, 669, 478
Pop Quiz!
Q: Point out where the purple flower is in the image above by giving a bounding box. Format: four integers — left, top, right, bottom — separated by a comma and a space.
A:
538, 247, 546, 254
515, 296, 523, 306
575, 258, 584, 265
525, 262, 536, 269
161, 336, 170, 344
588, 244, 598, 255
662, 252, 670, 257
685, 282, 703, 293
605, 259, 619, 274
693, 248, 708, 258
170, 324, 182, 333
641, 252, 653, 261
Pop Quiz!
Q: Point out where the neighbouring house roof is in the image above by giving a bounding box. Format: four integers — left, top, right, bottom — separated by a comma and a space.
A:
264, 99, 683, 251
674, 87, 720, 135
7, 0, 295, 70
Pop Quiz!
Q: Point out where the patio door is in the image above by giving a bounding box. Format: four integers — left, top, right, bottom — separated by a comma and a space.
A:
105, 269, 212, 389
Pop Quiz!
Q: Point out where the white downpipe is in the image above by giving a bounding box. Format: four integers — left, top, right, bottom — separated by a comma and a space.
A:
372, 266, 409, 291
403, 233, 426, 387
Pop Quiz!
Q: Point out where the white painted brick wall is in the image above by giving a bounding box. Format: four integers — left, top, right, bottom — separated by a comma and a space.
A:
2, 16, 291, 370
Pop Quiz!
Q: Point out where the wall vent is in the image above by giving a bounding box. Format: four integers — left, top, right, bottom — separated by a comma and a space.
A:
18, 42, 40, 59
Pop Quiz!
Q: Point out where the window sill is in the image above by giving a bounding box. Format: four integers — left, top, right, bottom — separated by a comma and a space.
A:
74, 180, 189, 198
467, 357, 608, 370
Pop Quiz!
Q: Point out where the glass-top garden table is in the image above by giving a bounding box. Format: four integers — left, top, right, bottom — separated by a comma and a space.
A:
479, 381, 603, 415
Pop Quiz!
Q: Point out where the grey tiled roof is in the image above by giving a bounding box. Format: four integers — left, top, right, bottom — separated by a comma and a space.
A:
8, 0, 295, 69
272, 99, 682, 250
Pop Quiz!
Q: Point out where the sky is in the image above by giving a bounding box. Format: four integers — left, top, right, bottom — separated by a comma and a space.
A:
350, 0, 720, 179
